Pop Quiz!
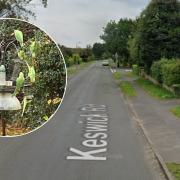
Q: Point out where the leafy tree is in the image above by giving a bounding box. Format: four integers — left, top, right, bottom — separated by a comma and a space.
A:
92, 43, 106, 59
79, 45, 92, 62
133, 0, 180, 72
101, 19, 135, 67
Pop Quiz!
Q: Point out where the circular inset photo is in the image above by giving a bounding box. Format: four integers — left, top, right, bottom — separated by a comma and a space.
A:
0, 18, 66, 137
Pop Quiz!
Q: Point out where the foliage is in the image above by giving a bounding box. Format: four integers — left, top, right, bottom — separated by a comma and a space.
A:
109, 59, 116, 68
137, 78, 176, 99
171, 106, 180, 118
72, 54, 82, 65
131, 0, 180, 72
79, 45, 93, 62
87, 55, 95, 62
167, 163, 180, 180
100, 18, 135, 66
60, 45, 94, 67
151, 58, 170, 83
132, 64, 139, 75
0, 19, 66, 131
119, 81, 136, 97
162, 60, 180, 86
92, 43, 106, 59
113, 72, 121, 80
151, 58, 179, 85
0, 0, 47, 19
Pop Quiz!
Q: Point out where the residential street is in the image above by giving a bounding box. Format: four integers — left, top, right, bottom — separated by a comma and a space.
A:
118, 68, 180, 164
0, 62, 165, 180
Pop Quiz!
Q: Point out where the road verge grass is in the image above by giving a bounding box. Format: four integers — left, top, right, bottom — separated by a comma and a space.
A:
171, 106, 180, 118
124, 71, 137, 78
113, 72, 121, 80
67, 61, 94, 77
137, 78, 176, 99
120, 81, 136, 97
166, 163, 180, 180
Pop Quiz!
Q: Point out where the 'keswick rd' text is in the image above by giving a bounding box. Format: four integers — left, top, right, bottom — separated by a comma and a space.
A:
67, 104, 109, 161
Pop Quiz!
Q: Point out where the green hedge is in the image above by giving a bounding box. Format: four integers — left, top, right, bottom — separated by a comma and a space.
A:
162, 61, 180, 86
151, 58, 171, 83
132, 64, 139, 75
151, 58, 180, 86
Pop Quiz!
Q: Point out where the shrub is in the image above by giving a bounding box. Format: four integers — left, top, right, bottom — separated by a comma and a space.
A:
151, 58, 170, 83
132, 64, 139, 75
162, 60, 180, 86
72, 54, 82, 64
87, 55, 95, 62
109, 59, 116, 68
67, 57, 74, 67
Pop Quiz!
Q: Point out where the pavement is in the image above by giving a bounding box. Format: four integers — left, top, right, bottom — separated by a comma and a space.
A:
118, 68, 180, 163
0, 62, 166, 180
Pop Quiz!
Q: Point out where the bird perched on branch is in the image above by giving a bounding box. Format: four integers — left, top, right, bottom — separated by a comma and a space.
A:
13, 72, 25, 96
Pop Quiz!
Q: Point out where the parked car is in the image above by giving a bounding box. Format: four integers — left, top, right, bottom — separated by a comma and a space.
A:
102, 60, 109, 66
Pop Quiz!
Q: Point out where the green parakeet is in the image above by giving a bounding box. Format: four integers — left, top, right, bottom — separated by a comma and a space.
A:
21, 96, 31, 117
28, 66, 36, 83
14, 30, 23, 46
30, 41, 36, 58
13, 72, 25, 96
18, 50, 26, 60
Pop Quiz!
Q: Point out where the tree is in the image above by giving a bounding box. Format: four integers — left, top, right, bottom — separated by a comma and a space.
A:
100, 18, 135, 66
133, 0, 180, 72
92, 43, 105, 59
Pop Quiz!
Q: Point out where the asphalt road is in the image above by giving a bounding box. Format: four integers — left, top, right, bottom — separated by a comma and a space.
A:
0, 62, 163, 180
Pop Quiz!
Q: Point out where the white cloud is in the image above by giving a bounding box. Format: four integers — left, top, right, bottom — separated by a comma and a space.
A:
30, 0, 149, 47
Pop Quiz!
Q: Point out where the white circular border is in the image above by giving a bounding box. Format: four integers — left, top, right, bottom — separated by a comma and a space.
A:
0, 17, 68, 138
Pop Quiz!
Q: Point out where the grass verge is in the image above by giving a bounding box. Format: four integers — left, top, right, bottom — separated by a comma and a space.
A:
67, 61, 94, 77
113, 72, 121, 80
125, 71, 138, 78
167, 163, 180, 180
120, 81, 136, 97
171, 106, 180, 118
137, 78, 176, 99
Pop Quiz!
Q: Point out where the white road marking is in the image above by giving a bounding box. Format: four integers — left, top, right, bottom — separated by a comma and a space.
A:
67, 104, 109, 161
110, 68, 117, 73
67, 148, 107, 160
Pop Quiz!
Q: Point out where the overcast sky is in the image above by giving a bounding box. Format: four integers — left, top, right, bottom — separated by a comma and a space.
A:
30, 0, 150, 48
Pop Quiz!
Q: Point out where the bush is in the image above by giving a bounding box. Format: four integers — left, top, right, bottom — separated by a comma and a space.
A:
162, 60, 180, 86
67, 57, 74, 67
109, 59, 116, 68
151, 58, 170, 83
72, 54, 82, 65
132, 64, 139, 75
87, 55, 95, 62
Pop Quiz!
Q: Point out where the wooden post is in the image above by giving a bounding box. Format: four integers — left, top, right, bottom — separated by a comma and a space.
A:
0, 112, 6, 136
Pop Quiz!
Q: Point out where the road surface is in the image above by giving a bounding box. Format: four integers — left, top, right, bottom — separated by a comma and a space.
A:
0, 62, 164, 180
